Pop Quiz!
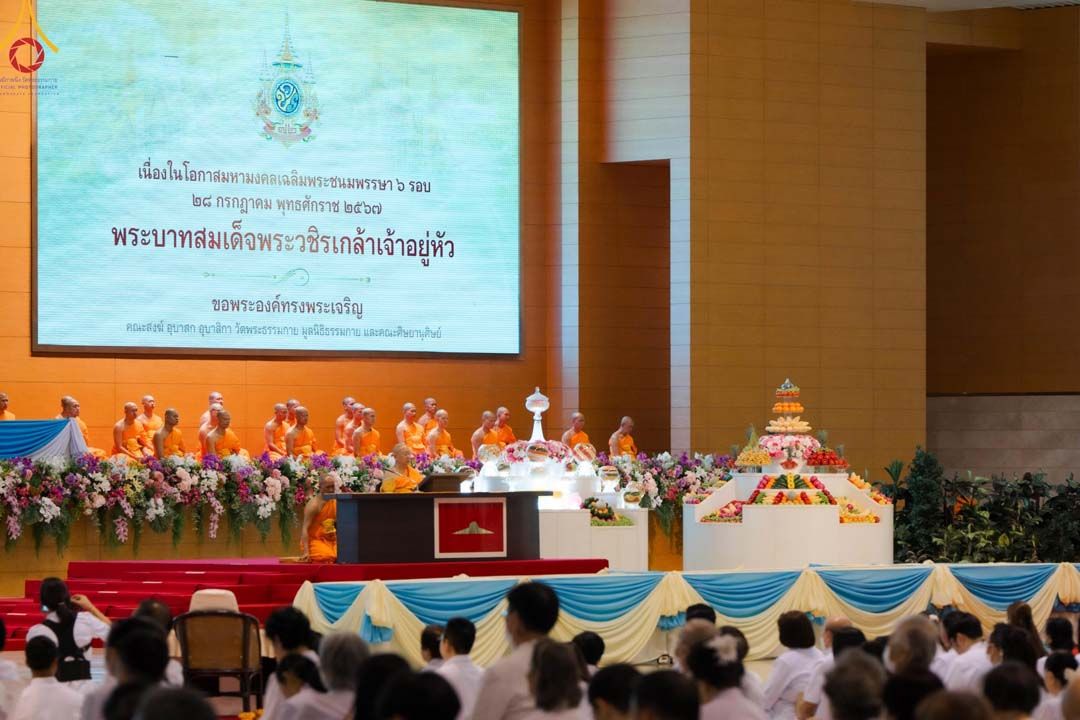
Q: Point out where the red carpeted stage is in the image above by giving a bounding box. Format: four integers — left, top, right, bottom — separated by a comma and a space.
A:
0, 557, 608, 650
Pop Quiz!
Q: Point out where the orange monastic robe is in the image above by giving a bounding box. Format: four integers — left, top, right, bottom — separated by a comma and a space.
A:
617, 434, 638, 456
111, 420, 147, 458
159, 428, 185, 458
423, 419, 439, 435
355, 429, 381, 456
381, 466, 422, 493
138, 414, 163, 446
495, 425, 516, 448
305, 500, 337, 563
0, 411, 15, 421
331, 418, 353, 456
569, 431, 590, 447
402, 422, 426, 455
211, 428, 248, 459
291, 427, 317, 458
431, 429, 460, 457
265, 421, 287, 461
481, 429, 500, 446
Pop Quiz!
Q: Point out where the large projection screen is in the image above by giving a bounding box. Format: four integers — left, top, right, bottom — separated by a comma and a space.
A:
33, 0, 520, 356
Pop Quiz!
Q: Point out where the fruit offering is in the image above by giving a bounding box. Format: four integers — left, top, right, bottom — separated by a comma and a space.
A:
736, 448, 771, 467
775, 378, 801, 399
751, 490, 834, 506
702, 500, 744, 523
836, 496, 881, 523
766, 416, 812, 434
847, 472, 870, 490
806, 450, 849, 469
870, 490, 892, 505
772, 401, 805, 414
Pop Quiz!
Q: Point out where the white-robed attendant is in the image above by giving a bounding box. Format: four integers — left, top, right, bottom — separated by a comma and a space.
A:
280, 633, 368, 720
943, 613, 993, 692
436, 619, 485, 720
687, 634, 766, 720
262, 608, 320, 720
762, 612, 823, 720
11, 638, 84, 720
522, 639, 590, 720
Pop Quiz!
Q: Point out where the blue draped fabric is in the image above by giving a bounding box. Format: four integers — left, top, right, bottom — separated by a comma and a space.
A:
361, 613, 394, 643
538, 574, 664, 622
0, 419, 69, 458
684, 571, 801, 618
313, 583, 365, 625
949, 564, 1058, 610
817, 566, 933, 613
387, 579, 518, 626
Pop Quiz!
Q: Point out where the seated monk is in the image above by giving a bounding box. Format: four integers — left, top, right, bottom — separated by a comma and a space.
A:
206, 410, 249, 459
609, 416, 638, 457
198, 403, 223, 458
561, 412, 590, 448
153, 408, 186, 459
0, 392, 14, 420
301, 474, 339, 563
136, 395, 163, 448
417, 397, 439, 436
494, 406, 516, 448
331, 395, 356, 456
352, 407, 381, 457
339, 401, 365, 455
470, 410, 499, 459
284, 398, 300, 430
57, 396, 106, 459
426, 409, 462, 458
285, 407, 318, 458
263, 403, 289, 460
396, 402, 426, 455
381, 443, 423, 493
198, 391, 224, 428
111, 402, 152, 462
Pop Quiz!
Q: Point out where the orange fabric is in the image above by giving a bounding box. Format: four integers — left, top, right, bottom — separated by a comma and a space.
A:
159, 428, 185, 457
332, 415, 351, 453
211, 428, 247, 458
495, 425, 516, 447
423, 419, 439, 435
265, 421, 287, 460
305, 500, 337, 563
0, 411, 15, 421
482, 429, 500, 446
137, 414, 163, 445
111, 420, 146, 456
381, 466, 422, 493
402, 422, 426, 454
355, 428, 381, 456
569, 431, 590, 447
431, 429, 459, 457
291, 426, 317, 457
617, 434, 638, 456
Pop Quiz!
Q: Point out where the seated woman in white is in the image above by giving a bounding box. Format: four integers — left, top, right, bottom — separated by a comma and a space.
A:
688, 634, 766, 720
25, 578, 110, 691
762, 611, 823, 720
280, 633, 368, 720
524, 639, 591, 719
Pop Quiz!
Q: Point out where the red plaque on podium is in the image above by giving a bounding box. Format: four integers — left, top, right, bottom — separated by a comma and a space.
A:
434, 498, 507, 558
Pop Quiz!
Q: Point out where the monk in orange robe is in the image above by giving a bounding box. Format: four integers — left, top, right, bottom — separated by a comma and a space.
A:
396, 403, 427, 455
153, 408, 186, 458
380, 443, 423, 493
426, 409, 462, 458
263, 403, 289, 460
609, 416, 638, 457
58, 396, 106, 459
301, 474, 339, 562
470, 410, 499, 459
337, 402, 365, 456
136, 395, 163, 447
562, 412, 590, 448
0, 392, 14, 420
206, 410, 249, 459
285, 407, 318, 458
494, 406, 515, 447
352, 407, 381, 457
331, 395, 356, 456
418, 397, 439, 435
285, 398, 300, 430
198, 391, 224, 429
198, 403, 223, 458
111, 402, 152, 462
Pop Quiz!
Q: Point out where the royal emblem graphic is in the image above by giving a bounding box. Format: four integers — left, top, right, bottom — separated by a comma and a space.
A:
255, 15, 319, 147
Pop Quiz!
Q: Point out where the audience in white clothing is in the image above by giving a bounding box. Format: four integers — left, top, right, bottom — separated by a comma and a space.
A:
687, 634, 766, 719
763, 610, 823, 719
586, 664, 640, 720
27, 577, 111, 686
718, 625, 766, 707
943, 611, 993, 692
436, 617, 484, 720
570, 631, 604, 679
262, 607, 320, 720
10, 637, 84, 720
798, 625, 867, 720
420, 624, 444, 672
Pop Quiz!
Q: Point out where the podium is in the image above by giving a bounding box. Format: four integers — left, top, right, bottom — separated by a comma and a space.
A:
330, 491, 551, 564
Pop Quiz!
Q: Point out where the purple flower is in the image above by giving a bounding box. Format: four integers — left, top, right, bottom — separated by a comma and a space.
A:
76, 454, 100, 474
201, 455, 222, 471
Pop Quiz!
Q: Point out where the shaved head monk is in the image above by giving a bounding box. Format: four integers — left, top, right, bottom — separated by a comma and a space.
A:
112, 402, 152, 462
471, 411, 498, 459
494, 406, 515, 448
609, 416, 638, 458
198, 391, 224, 428
0, 392, 14, 420
137, 395, 163, 447
199, 403, 223, 457
427, 409, 462, 458
381, 443, 422, 493
332, 396, 357, 455
206, 410, 249, 459
396, 403, 426, 455
285, 398, 300, 429
562, 412, 589, 448
301, 472, 338, 563
418, 397, 439, 434
58, 396, 106, 458
337, 401, 365, 456
263, 403, 289, 460
352, 407, 381, 457
153, 408, 185, 459
285, 407, 317, 458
